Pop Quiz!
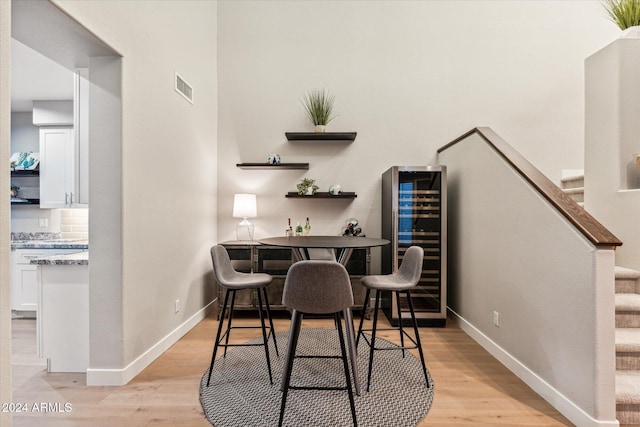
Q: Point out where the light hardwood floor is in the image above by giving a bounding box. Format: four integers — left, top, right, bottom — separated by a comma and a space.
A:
11, 312, 573, 426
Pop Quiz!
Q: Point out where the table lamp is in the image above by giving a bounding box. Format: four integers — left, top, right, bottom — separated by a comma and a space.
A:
233, 193, 257, 241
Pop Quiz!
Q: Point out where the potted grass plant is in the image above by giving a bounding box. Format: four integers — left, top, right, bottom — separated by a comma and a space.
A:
603, 0, 640, 29
301, 89, 336, 133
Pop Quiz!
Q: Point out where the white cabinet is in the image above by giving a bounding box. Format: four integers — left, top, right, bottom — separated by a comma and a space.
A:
38, 69, 89, 208
38, 264, 89, 372
10, 248, 81, 312
39, 127, 88, 208
39, 127, 74, 208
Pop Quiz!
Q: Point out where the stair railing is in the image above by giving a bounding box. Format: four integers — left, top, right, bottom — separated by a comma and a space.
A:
437, 127, 620, 426
438, 127, 621, 248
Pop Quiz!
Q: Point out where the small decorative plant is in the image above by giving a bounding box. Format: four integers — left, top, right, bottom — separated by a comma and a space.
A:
301, 89, 336, 130
297, 178, 319, 196
603, 0, 640, 30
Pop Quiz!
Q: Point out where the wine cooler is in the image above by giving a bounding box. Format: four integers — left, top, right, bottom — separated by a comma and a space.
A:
381, 166, 447, 327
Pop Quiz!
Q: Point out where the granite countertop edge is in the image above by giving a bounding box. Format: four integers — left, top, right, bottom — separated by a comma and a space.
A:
11, 233, 89, 250
12, 241, 89, 249
30, 251, 89, 266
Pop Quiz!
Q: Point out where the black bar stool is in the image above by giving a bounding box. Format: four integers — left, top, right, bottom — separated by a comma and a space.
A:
206, 245, 278, 386
356, 245, 430, 392
279, 260, 357, 427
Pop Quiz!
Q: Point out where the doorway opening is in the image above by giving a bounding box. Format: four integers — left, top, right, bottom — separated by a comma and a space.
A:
9, 0, 122, 390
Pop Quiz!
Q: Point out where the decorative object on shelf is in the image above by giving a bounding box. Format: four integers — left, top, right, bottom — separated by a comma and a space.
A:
286, 218, 293, 237
304, 217, 311, 235
266, 154, 281, 165
233, 194, 257, 241
603, 0, 640, 30
343, 218, 364, 237
10, 152, 39, 171
296, 178, 319, 196
300, 89, 337, 133
329, 184, 343, 196
10, 185, 19, 198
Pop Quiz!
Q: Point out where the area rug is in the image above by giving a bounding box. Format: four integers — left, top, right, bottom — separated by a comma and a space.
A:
199, 328, 434, 426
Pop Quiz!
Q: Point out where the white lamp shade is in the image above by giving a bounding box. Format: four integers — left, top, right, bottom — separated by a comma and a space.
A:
233, 194, 257, 218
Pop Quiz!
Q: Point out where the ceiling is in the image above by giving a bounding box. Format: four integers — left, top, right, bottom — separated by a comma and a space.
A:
11, 38, 75, 113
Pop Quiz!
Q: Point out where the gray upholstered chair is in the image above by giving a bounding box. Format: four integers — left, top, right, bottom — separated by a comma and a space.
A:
278, 260, 357, 427
206, 245, 278, 387
356, 245, 430, 392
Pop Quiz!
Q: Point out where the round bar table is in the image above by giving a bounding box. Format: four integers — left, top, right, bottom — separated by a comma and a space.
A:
259, 235, 389, 396
259, 235, 389, 266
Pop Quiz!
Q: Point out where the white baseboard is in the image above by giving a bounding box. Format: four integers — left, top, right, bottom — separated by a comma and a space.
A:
449, 309, 619, 427
86, 299, 216, 386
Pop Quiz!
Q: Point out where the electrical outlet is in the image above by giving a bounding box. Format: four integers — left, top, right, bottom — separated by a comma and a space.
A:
175, 299, 180, 313
39, 218, 48, 227
493, 310, 500, 327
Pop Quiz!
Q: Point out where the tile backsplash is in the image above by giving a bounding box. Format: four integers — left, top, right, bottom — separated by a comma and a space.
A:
60, 209, 89, 240
11, 206, 89, 240
11, 206, 60, 233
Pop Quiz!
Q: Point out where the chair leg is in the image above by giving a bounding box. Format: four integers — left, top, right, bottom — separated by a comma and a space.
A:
356, 288, 371, 348
223, 289, 237, 358
395, 291, 406, 358
262, 287, 279, 356
279, 310, 303, 427
343, 307, 360, 396
406, 290, 430, 389
206, 288, 230, 387
256, 288, 273, 385
366, 290, 381, 392
336, 312, 358, 427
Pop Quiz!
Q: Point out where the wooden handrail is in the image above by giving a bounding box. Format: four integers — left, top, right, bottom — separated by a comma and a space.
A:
438, 127, 622, 248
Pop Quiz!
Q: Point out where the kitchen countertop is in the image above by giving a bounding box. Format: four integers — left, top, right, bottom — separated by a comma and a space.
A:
30, 251, 89, 266
12, 239, 89, 250
11, 232, 89, 250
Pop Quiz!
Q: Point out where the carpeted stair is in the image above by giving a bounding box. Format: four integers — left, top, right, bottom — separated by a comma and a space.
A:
616, 266, 640, 425
559, 173, 640, 424
560, 174, 584, 206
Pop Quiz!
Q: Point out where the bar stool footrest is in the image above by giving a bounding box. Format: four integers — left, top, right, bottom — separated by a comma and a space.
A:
289, 385, 350, 391
359, 328, 420, 351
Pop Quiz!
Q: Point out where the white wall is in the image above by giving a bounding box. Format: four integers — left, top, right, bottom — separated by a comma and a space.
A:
10, 112, 38, 152
438, 131, 617, 427
0, 1, 12, 424
585, 32, 640, 272
49, 0, 219, 378
217, 1, 619, 265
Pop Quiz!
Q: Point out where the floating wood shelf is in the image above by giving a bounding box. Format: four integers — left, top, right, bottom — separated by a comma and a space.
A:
11, 170, 39, 177
285, 192, 357, 199
285, 132, 357, 141
237, 163, 309, 170
11, 199, 39, 205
